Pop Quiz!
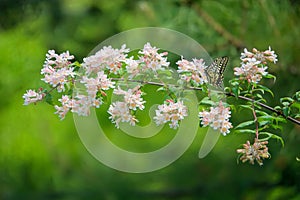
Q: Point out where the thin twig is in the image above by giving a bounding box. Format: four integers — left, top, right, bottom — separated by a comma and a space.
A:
226, 92, 300, 126
111, 77, 300, 126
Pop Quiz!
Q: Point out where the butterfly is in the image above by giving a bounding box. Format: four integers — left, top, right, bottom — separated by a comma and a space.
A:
205, 56, 229, 88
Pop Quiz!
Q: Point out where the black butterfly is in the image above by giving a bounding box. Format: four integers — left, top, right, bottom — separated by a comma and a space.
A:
205, 56, 229, 88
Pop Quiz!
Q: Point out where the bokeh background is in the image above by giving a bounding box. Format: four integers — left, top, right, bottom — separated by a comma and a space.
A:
1, 0, 300, 199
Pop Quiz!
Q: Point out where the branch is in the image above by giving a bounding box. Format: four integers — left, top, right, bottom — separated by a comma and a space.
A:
226, 92, 300, 126
111, 78, 300, 126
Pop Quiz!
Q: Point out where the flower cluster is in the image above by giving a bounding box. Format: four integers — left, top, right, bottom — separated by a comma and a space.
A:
80, 71, 115, 100
138, 42, 170, 71
154, 100, 188, 129
240, 47, 278, 64
124, 43, 170, 78
82, 45, 129, 75
236, 138, 270, 166
41, 50, 76, 92
23, 89, 44, 105
176, 57, 208, 86
54, 60, 116, 120
54, 94, 95, 119
199, 101, 232, 135
234, 47, 277, 83
108, 86, 146, 128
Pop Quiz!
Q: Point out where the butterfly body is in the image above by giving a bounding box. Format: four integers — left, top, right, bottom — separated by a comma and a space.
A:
205, 56, 228, 88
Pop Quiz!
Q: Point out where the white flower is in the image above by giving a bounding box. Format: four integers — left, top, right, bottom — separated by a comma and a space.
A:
199, 101, 232, 135
263, 46, 278, 64
43, 50, 74, 70
113, 86, 145, 110
81, 71, 115, 99
108, 102, 138, 128
124, 56, 141, 78
23, 89, 44, 105
154, 100, 188, 129
69, 94, 93, 116
138, 42, 170, 72
176, 57, 208, 86
234, 59, 267, 83
240, 46, 278, 66
108, 86, 145, 128
41, 50, 75, 92
82, 45, 129, 75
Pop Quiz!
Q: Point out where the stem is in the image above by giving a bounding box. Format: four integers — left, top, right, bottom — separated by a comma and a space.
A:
110, 78, 204, 92
226, 92, 300, 126
252, 107, 259, 139
250, 94, 259, 139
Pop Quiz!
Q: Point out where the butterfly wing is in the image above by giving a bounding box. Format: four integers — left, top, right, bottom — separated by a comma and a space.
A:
205, 56, 229, 88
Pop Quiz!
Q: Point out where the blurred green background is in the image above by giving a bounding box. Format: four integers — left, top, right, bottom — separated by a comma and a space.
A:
1, 0, 300, 199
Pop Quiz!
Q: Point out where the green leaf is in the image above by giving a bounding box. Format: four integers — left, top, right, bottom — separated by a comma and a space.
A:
264, 73, 276, 82
274, 106, 282, 111
257, 85, 274, 97
258, 120, 270, 126
294, 114, 300, 118
256, 110, 269, 116
280, 97, 294, 104
255, 94, 267, 103
281, 102, 290, 107
273, 116, 287, 124
45, 93, 53, 105
269, 123, 283, 131
200, 97, 216, 106
294, 91, 300, 101
234, 129, 256, 134
235, 120, 255, 129
239, 104, 252, 110
156, 87, 166, 92
253, 103, 262, 110
282, 107, 290, 117
232, 87, 239, 98
257, 115, 273, 122
253, 88, 264, 94
259, 132, 284, 147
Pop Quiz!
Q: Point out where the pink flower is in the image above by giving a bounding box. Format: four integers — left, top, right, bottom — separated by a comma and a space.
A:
41, 50, 76, 92
42, 50, 74, 70
176, 57, 208, 86
199, 101, 232, 135
236, 47, 277, 83
82, 45, 129, 75
154, 100, 188, 129
124, 57, 141, 78
113, 86, 145, 110
234, 59, 267, 83
23, 89, 44, 105
108, 102, 138, 128
108, 86, 145, 128
81, 71, 115, 99
241, 47, 277, 63
138, 43, 170, 71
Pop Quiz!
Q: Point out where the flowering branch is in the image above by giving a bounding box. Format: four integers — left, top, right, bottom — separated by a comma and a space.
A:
23, 43, 300, 166
113, 78, 300, 126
